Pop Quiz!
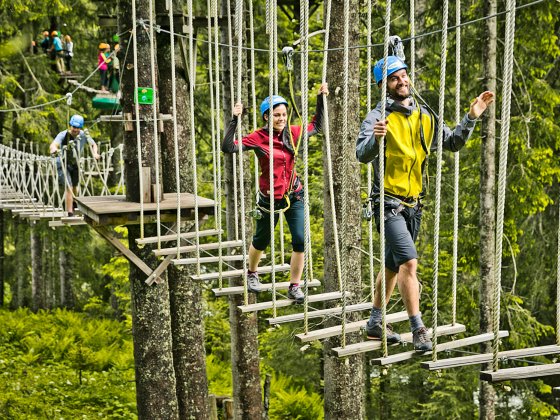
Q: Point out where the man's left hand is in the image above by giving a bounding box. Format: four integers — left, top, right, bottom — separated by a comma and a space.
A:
468, 91, 495, 119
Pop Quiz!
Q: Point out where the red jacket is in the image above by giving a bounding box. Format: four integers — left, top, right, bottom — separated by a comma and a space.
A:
222, 95, 324, 199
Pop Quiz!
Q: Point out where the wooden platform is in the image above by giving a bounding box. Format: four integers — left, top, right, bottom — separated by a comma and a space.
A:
213, 279, 321, 297
332, 324, 466, 358
76, 193, 215, 225
238, 291, 351, 313
424, 343, 560, 371
268, 302, 372, 325
480, 363, 560, 382
190, 263, 291, 281
296, 311, 410, 343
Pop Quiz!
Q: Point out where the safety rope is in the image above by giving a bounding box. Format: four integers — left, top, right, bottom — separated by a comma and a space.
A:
169, 0, 185, 261
379, 0, 393, 359
187, 0, 201, 273
366, 0, 375, 305
300, 0, 311, 334
148, 0, 162, 249
492, 0, 517, 372
207, 2, 218, 232
431, 0, 449, 363
451, 0, 461, 326
267, 0, 277, 315
132, 0, 145, 239
212, 0, 224, 289
409, 0, 416, 86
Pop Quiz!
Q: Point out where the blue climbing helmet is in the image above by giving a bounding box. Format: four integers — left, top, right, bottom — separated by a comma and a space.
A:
259, 95, 289, 119
69, 114, 84, 128
373, 55, 408, 85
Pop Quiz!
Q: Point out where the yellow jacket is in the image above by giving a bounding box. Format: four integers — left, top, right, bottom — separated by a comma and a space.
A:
356, 98, 476, 199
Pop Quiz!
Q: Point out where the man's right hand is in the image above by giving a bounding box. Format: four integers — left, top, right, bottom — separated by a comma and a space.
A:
374, 119, 389, 139
233, 102, 244, 117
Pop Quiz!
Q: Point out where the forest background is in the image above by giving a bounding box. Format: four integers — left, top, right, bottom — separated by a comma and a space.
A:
0, 0, 559, 418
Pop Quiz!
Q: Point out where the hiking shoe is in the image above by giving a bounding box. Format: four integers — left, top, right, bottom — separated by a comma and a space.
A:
413, 327, 432, 353
287, 284, 304, 304
366, 322, 401, 343
246, 272, 262, 293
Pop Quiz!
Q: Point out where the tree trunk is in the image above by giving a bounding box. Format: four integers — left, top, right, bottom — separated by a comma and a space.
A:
30, 221, 45, 311
157, 1, 210, 417
119, 1, 179, 418
222, 1, 263, 417
11, 218, 29, 308
59, 246, 74, 309
0, 211, 4, 307
322, 1, 365, 418
478, 0, 498, 418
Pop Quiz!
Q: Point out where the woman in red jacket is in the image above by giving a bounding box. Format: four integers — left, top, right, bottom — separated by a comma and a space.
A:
222, 83, 328, 303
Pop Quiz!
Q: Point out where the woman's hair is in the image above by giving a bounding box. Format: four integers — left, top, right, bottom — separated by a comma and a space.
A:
64, 35, 72, 42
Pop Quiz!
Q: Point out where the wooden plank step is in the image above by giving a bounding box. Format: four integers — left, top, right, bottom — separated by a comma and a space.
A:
136, 228, 222, 245
425, 344, 560, 371
296, 311, 409, 343
176, 254, 256, 265
480, 363, 560, 383
379, 330, 509, 367
154, 239, 242, 257
190, 263, 291, 281
213, 279, 321, 297
333, 324, 466, 358
268, 302, 372, 325
238, 291, 351, 313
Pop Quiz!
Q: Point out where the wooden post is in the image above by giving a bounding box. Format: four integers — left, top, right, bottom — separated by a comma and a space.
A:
223, 399, 234, 420
142, 167, 152, 203
208, 395, 218, 420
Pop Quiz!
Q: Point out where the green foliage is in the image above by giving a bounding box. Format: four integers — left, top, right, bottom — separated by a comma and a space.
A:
268, 374, 324, 420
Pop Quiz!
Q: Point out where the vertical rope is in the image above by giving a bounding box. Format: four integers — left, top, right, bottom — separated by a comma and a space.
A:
301, 0, 311, 334
172, 0, 184, 260
492, 0, 517, 372
187, 0, 201, 273
557, 199, 560, 346
235, 0, 249, 306
451, 0, 461, 326
267, 0, 277, 316
212, 0, 224, 289
207, 1, 218, 232
132, 0, 145, 239
338, 0, 351, 349
366, 0, 375, 304
148, 0, 162, 249
431, 0, 449, 362
379, 0, 393, 359
226, 0, 240, 240
409, 0, 415, 86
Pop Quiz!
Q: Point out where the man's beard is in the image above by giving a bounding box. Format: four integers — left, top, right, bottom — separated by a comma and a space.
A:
388, 86, 410, 101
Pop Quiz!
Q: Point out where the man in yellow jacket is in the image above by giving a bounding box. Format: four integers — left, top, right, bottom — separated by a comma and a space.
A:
356, 55, 494, 352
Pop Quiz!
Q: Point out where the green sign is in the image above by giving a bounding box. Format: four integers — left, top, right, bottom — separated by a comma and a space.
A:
136, 87, 154, 105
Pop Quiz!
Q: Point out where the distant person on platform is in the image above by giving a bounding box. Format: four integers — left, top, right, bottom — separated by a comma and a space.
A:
97, 43, 112, 92
50, 115, 100, 216
40, 31, 50, 54
108, 43, 120, 93
49, 31, 65, 74
63, 34, 74, 73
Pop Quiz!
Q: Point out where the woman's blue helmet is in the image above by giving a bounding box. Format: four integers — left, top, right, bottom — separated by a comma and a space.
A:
260, 95, 288, 118
69, 114, 84, 128
373, 56, 408, 85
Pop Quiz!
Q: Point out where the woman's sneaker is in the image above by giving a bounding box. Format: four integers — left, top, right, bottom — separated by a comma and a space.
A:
287, 284, 304, 304
246, 272, 262, 293
366, 322, 402, 343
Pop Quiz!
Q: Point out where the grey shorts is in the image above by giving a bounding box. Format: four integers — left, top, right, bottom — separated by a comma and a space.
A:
375, 200, 422, 273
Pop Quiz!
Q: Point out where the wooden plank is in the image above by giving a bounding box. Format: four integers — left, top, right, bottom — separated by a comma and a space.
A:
420, 331, 509, 369
136, 228, 222, 245
145, 255, 174, 286
296, 311, 409, 343
425, 344, 560, 371
480, 363, 560, 382
92, 226, 163, 283
334, 324, 466, 358
190, 263, 291, 281
213, 280, 321, 297
268, 302, 372, 325
238, 292, 350, 313
155, 239, 242, 257
175, 254, 257, 265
